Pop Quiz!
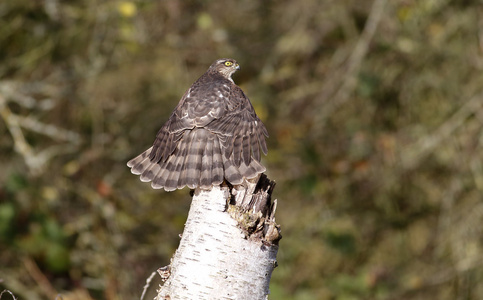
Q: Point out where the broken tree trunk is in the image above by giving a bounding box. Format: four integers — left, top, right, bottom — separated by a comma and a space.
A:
155, 174, 281, 300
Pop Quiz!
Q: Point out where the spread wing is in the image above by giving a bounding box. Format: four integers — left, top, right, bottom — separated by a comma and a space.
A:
205, 85, 268, 167
149, 80, 228, 163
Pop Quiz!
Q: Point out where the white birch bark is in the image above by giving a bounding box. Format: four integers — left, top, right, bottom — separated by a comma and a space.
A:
155, 176, 280, 300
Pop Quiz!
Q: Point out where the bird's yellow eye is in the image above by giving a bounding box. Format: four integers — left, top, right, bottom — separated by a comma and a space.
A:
224, 61, 233, 67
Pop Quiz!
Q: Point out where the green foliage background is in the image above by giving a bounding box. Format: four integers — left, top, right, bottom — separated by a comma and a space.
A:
1, 0, 483, 299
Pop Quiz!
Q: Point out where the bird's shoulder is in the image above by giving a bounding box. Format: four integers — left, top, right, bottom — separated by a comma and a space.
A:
164, 70, 234, 128
191, 70, 234, 94
175, 71, 235, 110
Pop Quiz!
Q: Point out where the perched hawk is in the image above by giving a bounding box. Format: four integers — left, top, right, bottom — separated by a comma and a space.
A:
127, 58, 268, 191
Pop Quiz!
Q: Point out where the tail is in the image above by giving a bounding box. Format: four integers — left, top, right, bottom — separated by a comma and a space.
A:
127, 129, 265, 191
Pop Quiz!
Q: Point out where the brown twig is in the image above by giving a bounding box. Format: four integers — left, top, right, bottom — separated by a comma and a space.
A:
400, 92, 483, 170
0, 82, 82, 175
23, 257, 58, 300
313, 0, 388, 126
140, 271, 157, 300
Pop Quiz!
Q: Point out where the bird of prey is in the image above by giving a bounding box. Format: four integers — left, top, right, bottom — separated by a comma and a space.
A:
127, 58, 268, 191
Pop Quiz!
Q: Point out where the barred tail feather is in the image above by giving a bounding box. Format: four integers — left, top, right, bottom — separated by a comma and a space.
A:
212, 137, 224, 185
184, 129, 205, 189
151, 159, 171, 189
238, 158, 266, 180
128, 129, 267, 190
140, 162, 161, 182
164, 134, 189, 191
200, 135, 214, 189
223, 154, 243, 185
128, 147, 153, 174
176, 129, 194, 189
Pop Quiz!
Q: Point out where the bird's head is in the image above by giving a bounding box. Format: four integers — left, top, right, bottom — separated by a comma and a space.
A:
210, 58, 240, 81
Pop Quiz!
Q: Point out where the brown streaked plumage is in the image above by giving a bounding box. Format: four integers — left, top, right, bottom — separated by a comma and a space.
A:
127, 58, 268, 191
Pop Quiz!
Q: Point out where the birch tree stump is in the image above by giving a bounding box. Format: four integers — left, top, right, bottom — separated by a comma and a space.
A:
155, 174, 281, 300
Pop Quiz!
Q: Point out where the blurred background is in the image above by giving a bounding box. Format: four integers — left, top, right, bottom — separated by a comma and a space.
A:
1, 0, 483, 299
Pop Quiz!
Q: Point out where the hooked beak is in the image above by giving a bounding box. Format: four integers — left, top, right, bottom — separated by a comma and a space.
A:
235, 64, 240, 70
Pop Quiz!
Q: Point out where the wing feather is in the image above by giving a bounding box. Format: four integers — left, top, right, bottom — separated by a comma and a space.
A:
177, 128, 195, 189
242, 135, 250, 165
185, 130, 205, 189
212, 136, 224, 185
205, 86, 268, 166
251, 131, 260, 161
200, 133, 214, 189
